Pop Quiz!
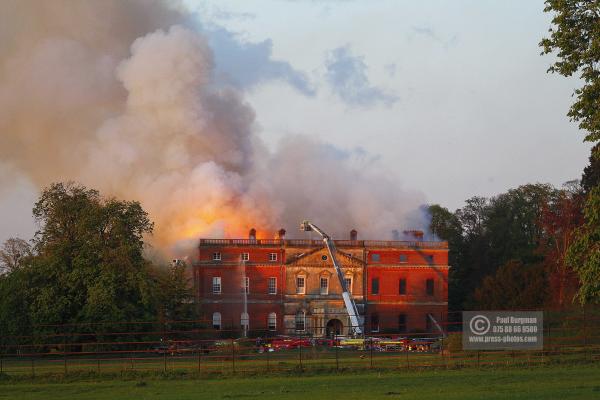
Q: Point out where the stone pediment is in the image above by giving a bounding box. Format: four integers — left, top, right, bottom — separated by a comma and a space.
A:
287, 247, 364, 268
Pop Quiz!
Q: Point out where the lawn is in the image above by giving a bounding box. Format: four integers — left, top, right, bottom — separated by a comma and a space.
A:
1, 364, 600, 400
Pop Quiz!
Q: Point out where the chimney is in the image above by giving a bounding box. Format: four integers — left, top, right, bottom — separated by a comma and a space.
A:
277, 228, 286, 240
249, 228, 256, 240
350, 229, 358, 241
403, 230, 424, 241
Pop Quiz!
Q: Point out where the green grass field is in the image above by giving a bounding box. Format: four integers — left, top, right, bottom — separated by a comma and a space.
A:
1, 364, 600, 400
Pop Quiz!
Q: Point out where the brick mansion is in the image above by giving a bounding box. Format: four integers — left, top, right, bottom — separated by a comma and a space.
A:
193, 228, 449, 337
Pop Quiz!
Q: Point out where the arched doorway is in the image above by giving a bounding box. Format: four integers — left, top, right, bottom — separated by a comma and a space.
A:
326, 319, 343, 337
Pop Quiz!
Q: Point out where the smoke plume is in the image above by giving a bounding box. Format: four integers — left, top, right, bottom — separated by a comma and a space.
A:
0, 0, 428, 255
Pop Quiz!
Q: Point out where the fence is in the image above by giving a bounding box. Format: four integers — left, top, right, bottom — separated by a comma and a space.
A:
1, 308, 599, 377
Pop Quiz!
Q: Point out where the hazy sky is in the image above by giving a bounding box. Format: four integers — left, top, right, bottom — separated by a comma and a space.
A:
0, 0, 592, 245
187, 0, 590, 207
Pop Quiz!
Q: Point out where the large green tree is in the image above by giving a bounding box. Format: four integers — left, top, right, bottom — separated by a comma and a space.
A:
0, 182, 160, 337
542, 0, 600, 303
540, 0, 600, 141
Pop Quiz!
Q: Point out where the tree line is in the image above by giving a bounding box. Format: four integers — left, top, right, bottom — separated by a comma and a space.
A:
0, 0, 598, 334
0, 183, 195, 338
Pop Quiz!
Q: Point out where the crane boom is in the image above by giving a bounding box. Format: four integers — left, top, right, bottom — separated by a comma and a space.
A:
300, 220, 363, 336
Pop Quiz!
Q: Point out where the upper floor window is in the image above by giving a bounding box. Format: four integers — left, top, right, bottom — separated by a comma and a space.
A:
212, 312, 221, 330
399, 254, 408, 263
269, 253, 277, 262
296, 276, 306, 294
268, 312, 277, 331
268, 277, 277, 295
243, 277, 249, 294
426, 279, 434, 296
241, 252, 250, 262
372, 278, 380, 295
371, 253, 380, 262
212, 277, 221, 294
320, 277, 329, 295
424, 254, 434, 264
213, 252, 221, 261
344, 277, 352, 294
399, 278, 407, 295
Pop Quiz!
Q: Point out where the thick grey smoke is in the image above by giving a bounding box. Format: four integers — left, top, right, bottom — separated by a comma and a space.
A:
0, 0, 427, 254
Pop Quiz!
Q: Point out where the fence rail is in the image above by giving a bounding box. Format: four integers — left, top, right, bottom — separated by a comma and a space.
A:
1, 308, 599, 377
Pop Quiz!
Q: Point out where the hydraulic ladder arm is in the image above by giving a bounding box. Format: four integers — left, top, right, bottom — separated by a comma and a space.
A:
300, 220, 363, 336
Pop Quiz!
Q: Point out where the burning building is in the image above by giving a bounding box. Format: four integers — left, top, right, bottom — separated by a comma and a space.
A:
193, 228, 449, 336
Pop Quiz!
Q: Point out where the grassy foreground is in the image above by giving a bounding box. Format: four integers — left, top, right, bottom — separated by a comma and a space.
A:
1, 364, 600, 400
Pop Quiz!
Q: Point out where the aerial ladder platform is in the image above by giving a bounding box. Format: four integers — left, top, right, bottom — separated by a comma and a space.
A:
300, 220, 364, 336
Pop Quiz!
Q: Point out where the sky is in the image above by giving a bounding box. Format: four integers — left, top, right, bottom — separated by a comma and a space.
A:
0, 0, 592, 246
187, 0, 590, 206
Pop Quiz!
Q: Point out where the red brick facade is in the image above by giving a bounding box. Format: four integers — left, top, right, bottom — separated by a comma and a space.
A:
193, 230, 449, 337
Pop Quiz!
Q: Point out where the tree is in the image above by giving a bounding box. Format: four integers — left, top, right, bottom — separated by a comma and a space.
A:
567, 185, 600, 304
473, 260, 548, 310
540, 1, 600, 142
485, 184, 556, 268
0, 238, 32, 274
582, 143, 600, 194
538, 185, 584, 307
0, 182, 160, 336
156, 260, 196, 322
542, 1, 600, 303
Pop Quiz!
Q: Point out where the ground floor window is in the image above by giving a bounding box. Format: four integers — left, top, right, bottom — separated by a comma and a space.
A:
212, 312, 221, 330
425, 313, 433, 332
268, 312, 277, 331
371, 313, 379, 333
295, 311, 306, 332
398, 314, 407, 333
241, 312, 249, 331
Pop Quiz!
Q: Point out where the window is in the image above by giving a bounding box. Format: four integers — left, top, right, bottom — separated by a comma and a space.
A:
321, 255, 328, 261
241, 252, 250, 261
372, 278, 380, 295
399, 278, 407, 295
213, 252, 221, 261
398, 314, 407, 333
424, 254, 434, 264
399, 254, 408, 263
212, 277, 221, 294
344, 277, 352, 293
426, 279, 434, 296
268, 312, 277, 331
371, 253, 380, 262
296, 276, 306, 294
212, 312, 221, 330
241, 312, 249, 330
268, 277, 277, 295
371, 313, 379, 333
320, 277, 329, 295
295, 311, 305, 332
425, 313, 433, 332
243, 277, 249, 294
269, 252, 277, 261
